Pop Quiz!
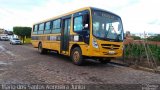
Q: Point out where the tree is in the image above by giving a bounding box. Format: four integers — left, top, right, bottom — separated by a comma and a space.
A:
131, 36, 141, 40
13, 27, 32, 44
147, 34, 160, 41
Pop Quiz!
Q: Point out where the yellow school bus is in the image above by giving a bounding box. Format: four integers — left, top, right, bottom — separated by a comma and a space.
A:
31, 7, 124, 65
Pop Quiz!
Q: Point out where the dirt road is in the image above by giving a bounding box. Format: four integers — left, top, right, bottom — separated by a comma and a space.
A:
0, 41, 160, 89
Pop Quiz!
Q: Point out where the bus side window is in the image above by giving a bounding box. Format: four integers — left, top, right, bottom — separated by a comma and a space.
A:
45, 22, 51, 30
73, 10, 90, 32
83, 14, 89, 30
39, 23, 44, 30
33, 25, 38, 34
52, 19, 61, 33
44, 21, 51, 34
74, 16, 83, 32
38, 23, 44, 34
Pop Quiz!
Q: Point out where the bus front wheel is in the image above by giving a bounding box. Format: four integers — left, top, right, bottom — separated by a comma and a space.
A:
38, 43, 47, 54
71, 47, 83, 66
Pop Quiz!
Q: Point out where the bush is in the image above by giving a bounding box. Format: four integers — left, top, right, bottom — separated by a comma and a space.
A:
147, 34, 160, 41
124, 43, 160, 62
131, 36, 141, 40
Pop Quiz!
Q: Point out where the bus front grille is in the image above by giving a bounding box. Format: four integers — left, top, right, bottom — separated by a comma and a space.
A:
101, 44, 120, 50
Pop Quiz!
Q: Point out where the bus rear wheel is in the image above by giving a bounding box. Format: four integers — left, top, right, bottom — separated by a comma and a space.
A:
38, 43, 47, 54
71, 47, 83, 66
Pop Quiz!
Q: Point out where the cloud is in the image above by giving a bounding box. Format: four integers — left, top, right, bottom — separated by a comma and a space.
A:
26, 0, 137, 23
0, 0, 160, 33
0, 0, 46, 10
118, 0, 160, 33
148, 19, 160, 25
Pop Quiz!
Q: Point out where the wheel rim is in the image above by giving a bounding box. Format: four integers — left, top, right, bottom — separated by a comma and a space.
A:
73, 51, 80, 62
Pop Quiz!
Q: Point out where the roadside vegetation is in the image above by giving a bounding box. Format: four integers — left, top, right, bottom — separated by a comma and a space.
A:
147, 34, 160, 41
124, 35, 160, 69
125, 43, 160, 62
13, 27, 32, 44
131, 36, 141, 40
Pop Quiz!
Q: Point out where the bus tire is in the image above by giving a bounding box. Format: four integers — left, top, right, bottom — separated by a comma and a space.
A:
38, 43, 47, 54
99, 58, 111, 64
71, 47, 83, 66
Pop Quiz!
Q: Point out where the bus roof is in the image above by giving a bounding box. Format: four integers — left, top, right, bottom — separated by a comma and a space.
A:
33, 7, 121, 25
90, 7, 121, 18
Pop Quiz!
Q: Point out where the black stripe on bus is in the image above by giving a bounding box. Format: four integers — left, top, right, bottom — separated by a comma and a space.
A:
32, 35, 84, 42
32, 36, 61, 41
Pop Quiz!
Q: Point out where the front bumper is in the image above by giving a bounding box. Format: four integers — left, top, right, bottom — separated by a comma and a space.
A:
12, 42, 22, 44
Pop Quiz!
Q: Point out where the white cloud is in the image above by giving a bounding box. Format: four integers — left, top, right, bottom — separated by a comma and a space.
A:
119, 0, 160, 33
0, 0, 160, 34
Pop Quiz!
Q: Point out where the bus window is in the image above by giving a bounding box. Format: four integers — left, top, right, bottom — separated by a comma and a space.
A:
32, 25, 38, 34
52, 19, 61, 33
33, 25, 38, 34
34, 25, 38, 32
44, 22, 51, 34
83, 13, 89, 30
74, 16, 83, 32
39, 23, 44, 31
92, 10, 123, 41
93, 22, 100, 37
45, 22, 51, 30
38, 23, 44, 34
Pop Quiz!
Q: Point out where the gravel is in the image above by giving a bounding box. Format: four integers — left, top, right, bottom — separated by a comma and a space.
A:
0, 41, 160, 89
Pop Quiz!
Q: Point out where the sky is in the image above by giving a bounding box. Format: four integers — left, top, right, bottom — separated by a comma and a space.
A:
0, 0, 160, 34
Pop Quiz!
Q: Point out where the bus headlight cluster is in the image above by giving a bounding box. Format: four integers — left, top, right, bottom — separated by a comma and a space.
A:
92, 38, 99, 48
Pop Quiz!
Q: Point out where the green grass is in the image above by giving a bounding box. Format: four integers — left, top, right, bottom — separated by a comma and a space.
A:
124, 43, 160, 61
24, 38, 31, 43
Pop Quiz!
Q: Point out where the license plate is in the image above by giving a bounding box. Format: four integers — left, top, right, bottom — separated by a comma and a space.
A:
108, 51, 115, 54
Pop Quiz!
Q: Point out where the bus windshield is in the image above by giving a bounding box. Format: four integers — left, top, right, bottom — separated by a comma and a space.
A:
92, 10, 124, 41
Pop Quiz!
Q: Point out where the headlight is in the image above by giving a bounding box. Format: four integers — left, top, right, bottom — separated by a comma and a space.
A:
13, 41, 16, 43
92, 38, 99, 48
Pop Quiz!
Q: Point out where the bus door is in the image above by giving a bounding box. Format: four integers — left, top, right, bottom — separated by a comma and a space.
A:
61, 16, 71, 53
